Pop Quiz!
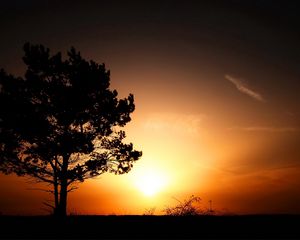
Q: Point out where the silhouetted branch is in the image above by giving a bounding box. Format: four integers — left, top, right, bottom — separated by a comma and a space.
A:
43, 202, 54, 209
67, 186, 78, 192
27, 187, 54, 194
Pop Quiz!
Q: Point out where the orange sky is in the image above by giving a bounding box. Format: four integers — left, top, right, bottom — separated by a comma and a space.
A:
0, 1, 300, 215
1, 65, 299, 215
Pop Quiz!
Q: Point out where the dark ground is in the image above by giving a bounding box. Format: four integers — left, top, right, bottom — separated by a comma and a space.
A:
0, 215, 299, 239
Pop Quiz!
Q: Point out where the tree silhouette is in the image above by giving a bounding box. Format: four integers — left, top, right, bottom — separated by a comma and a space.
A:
0, 43, 142, 217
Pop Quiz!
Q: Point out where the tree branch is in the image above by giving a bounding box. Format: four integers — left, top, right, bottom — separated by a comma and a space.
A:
29, 171, 54, 184
26, 187, 54, 194
67, 186, 78, 192
43, 202, 55, 209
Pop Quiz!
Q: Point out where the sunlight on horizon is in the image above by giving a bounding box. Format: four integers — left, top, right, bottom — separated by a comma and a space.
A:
134, 168, 169, 197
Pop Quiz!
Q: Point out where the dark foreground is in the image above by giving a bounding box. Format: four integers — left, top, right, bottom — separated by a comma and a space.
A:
0, 215, 299, 239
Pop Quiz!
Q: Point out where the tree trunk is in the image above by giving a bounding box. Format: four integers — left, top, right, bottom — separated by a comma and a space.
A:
53, 157, 60, 216
53, 182, 59, 216
58, 179, 68, 217
55, 155, 69, 217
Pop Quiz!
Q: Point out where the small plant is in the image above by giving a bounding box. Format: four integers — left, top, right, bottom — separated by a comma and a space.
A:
164, 195, 202, 216
143, 207, 156, 216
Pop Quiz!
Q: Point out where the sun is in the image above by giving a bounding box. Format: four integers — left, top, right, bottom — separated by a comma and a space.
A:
135, 170, 168, 197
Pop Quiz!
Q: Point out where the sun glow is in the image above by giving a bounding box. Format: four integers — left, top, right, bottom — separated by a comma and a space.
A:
135, 170, 168, 197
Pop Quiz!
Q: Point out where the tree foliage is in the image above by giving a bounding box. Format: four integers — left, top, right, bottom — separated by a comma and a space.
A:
0, 43, 142, 216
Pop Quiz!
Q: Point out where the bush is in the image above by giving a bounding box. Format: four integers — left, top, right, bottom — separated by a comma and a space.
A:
164, 195, 202, 216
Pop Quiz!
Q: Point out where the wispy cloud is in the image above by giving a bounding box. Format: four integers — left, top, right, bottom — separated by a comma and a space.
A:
143, 112, 205, 135
228, 126, 299, 132
225, 74, 265, 102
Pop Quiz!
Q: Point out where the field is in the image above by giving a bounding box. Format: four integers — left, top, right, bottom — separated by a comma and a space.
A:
0, 214, 299, 239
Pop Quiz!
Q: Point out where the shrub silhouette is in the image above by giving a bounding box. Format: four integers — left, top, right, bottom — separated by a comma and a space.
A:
164, 195, 202, 216
0, 43, 142, 217
143, 207, 156, 216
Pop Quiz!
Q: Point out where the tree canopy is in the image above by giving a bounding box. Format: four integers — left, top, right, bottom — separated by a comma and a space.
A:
0, 43, 142, 216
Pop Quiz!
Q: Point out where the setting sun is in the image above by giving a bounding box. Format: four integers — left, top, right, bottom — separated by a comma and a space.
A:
135, 170, 168, 197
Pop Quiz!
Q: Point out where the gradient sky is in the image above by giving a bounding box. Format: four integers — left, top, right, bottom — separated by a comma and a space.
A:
0, 0, 300, 215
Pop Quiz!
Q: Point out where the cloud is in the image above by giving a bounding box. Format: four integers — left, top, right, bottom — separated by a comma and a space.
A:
143, 112, 204, 135
228, 126, 299, 132
225, 74, 265, 102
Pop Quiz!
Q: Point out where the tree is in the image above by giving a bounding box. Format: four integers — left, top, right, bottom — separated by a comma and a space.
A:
0, 43, 142, 217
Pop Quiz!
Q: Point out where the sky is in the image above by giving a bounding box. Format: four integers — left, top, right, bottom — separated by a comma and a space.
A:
0, 0, 300, 215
